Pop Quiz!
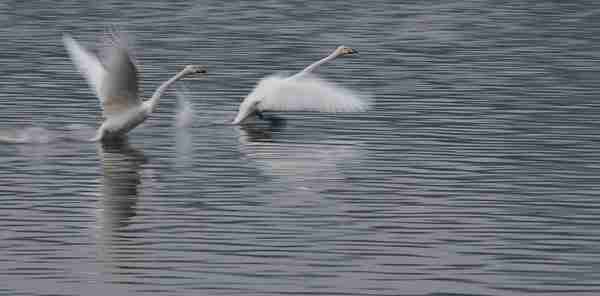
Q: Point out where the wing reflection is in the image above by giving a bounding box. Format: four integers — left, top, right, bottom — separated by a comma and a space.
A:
175, 127, 194, 168
237, 123, 363, 206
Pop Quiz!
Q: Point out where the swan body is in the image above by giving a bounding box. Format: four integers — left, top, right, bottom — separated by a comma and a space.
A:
63, 32, 207, 141
232, 46, 368, 124
99, 107, 148, 139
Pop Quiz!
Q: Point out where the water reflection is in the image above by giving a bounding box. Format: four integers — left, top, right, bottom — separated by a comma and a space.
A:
175, 129, 194, 171
238, 122, 363, 207
97, 138, 145, 236
3, 0, 600, 294
237, 115, 287, 142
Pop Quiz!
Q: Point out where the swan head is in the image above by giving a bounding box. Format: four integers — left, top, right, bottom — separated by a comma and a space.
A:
335, 46, 358, 57
182, 65, 208, 76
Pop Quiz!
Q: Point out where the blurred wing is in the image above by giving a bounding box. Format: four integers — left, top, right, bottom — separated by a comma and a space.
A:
174, 84, 194, 128
257, 74, 370, 113
99, 32, 141, 116
63, 34, 106, 103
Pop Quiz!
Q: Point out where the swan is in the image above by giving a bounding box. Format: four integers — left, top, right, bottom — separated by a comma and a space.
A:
232, 46, 369, 124
63, 31, 207, 141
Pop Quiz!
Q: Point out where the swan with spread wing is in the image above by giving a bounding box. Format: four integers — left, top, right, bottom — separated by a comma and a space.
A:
63, 31, 207, 141
232, 46, 369, 124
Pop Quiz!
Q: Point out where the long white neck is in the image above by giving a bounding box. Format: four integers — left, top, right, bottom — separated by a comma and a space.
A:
144, 70, 187, 114
293, 50, 339, 78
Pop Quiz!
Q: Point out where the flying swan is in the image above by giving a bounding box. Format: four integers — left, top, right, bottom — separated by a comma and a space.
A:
232, 46, 369, 124
63, 31, 207, 141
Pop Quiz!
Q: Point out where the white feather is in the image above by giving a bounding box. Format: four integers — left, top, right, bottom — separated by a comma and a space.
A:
63, 34, 106, 103
257, 73, 370, 113
233, 73, 369, 124
98, 32, 141, 116
63, 33, 141, 117
63, 31, 205, 141
232, 46, 369, 124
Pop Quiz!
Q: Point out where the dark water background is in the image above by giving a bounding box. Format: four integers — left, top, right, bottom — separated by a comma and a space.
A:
1, 1, 600, 295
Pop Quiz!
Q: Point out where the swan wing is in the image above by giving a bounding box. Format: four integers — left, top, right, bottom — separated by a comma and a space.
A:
174, 84, 194, 128
98, 32, 141, 116
63, 34, 106, 103
63, 33, 141, 117
256, 73, 370, 113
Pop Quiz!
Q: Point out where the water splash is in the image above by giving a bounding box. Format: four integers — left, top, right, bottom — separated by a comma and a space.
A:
0, 126, 53, 144
175, 83, 238, 126
63, 124, 97, 142
0, 124, 96, 144
174, 84, 195, 128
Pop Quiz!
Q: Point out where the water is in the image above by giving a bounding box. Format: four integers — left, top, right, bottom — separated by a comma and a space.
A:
1, 1, 600, 295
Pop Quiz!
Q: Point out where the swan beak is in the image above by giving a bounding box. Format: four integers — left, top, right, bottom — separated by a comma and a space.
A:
350, 48, 358, 55
187, 67, 207, 80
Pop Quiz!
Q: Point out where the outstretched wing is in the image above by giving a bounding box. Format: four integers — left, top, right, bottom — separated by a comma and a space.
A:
255, 73, 370, 113
63, 32, 141, 117
97, 32, 141, 116
63, 34, 106, 102
174, 84, 194, 128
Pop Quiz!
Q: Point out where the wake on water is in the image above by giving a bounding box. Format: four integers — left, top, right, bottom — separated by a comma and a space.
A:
0, 124, 97, 144
1, 84, 232, 146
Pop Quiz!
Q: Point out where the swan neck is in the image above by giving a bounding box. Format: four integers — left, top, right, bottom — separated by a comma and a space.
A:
146, 70, 187, 113
296, 50, 339, 76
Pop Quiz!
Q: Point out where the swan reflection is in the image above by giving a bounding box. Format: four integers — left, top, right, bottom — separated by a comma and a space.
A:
97, 138, 146, 235
237, 123, 363, 206
236, 116, 287, 142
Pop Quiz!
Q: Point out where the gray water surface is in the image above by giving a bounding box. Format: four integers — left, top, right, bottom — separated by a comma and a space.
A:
2, 1, 600, 295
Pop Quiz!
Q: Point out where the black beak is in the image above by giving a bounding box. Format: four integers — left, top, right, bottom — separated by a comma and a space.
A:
351, 48, 358, 54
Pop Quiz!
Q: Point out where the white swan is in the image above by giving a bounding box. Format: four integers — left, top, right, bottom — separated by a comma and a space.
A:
63, 32, 207, 141
232, 46, 369, 124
